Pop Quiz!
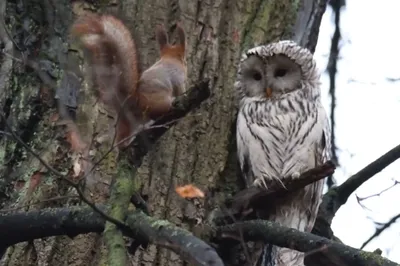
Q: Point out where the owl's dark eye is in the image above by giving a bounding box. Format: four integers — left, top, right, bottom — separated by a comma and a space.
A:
274, 68, 287, 77
253, 72, 262, 81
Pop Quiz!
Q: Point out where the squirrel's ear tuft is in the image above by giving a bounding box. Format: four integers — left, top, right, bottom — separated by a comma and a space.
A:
175, 23, 186, 50
155, 24, 169, 51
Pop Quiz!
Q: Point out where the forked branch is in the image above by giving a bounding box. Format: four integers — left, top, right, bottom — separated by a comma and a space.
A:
315, 144, 400, 239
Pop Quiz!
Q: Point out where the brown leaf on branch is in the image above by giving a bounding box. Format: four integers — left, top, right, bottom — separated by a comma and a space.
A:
176, 184, 205, 199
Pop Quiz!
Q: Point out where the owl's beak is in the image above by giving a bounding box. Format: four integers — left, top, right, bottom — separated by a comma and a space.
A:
266, 87, 272, 98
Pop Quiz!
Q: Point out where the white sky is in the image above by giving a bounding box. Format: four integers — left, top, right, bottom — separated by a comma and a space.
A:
314, 0, 400, 262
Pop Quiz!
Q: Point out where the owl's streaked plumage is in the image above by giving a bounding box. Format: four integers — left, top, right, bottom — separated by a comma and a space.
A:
235, 40, 331, 266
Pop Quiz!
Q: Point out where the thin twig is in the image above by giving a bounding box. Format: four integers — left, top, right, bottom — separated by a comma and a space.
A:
356, 179, 399, 202
82, 116, 184, 179
334, 144, 400, 207
360, 213, 400, 250
355, 180, 399, 212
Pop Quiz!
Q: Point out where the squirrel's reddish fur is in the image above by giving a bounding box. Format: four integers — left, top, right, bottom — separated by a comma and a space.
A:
71, 12, 187, 148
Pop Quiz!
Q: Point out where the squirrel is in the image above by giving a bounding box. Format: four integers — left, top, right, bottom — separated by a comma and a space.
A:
70, 12, 187, 148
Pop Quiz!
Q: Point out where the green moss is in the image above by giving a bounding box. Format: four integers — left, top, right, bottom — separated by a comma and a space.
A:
359, 250, 386, 265
151, 219, 171, 229
242, 0, 272, 49
103, 155, 140, 265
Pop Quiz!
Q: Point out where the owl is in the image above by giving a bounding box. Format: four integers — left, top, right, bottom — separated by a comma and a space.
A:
235, 40, 331, 266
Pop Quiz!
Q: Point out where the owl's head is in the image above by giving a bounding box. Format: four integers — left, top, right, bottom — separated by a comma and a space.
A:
235, 40, 320, 101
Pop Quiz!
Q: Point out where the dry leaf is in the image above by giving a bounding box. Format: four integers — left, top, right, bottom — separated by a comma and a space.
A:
175, 184, 205, 199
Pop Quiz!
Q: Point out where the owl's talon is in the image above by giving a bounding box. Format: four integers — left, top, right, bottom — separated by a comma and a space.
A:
292, 172, 301, 179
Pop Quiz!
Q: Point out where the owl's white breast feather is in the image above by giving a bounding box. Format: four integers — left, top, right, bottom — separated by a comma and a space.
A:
237, 87, 330, 189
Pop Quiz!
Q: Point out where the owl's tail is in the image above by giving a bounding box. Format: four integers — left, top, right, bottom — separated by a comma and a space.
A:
255, 244, 305, 266
255, 244, 277, 266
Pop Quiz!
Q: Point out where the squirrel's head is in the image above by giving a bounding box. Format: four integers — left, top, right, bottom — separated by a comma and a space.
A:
156, 23, 186, 62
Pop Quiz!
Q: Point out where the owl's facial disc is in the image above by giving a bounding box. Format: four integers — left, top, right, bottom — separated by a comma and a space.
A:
240, 55, 267, 98
266, 54, 302, 96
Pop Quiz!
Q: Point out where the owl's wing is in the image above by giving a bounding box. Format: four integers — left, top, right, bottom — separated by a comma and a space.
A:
236, 109, 261, 188
317, 104, 332, 165
237, 102, 332, 189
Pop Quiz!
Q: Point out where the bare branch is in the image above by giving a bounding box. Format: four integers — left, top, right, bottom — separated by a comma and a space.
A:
126, 211, 224, 266
216, 219, 398, 266
360, 213, 400, 250
331, 144, 400, 214
314, 144, 400, 239
0, 206, 224, 266
214, 161, 335, 224
356, 179, 399, 202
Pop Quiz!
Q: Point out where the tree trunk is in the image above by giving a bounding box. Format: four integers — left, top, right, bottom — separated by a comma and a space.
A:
0, 0, 327, 265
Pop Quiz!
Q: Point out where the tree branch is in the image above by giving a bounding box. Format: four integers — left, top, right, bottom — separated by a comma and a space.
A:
216, 220, 399, 266
128, 80, 211, 167
315, 144, 400, 239
360, 213, 400, 250
126, 211, 224, 266
335, 144, 400, 207
0, 206, 105, 249
3, 205, 397, 266
214, 161, 336, 225
0, 206, 223, 266
232, 161, 335, 211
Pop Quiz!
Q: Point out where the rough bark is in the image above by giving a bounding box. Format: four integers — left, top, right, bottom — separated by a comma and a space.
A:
0, 0, 342, 265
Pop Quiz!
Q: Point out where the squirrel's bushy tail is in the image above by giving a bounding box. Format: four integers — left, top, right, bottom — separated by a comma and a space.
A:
71, 13, 140, 147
